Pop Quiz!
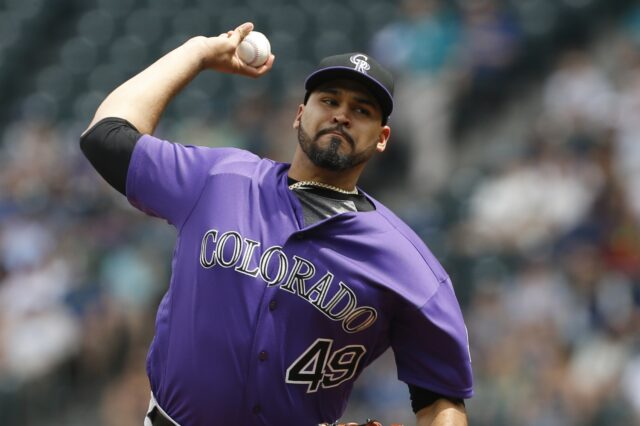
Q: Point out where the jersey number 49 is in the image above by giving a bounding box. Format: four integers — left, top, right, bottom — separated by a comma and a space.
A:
285, 338, 366, 393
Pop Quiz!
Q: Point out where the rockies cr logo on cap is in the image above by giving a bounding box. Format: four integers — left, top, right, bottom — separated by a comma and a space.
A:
350, 54, 370, 74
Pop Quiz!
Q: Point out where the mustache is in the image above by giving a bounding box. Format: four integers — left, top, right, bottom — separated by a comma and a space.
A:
314, 126, 355, 147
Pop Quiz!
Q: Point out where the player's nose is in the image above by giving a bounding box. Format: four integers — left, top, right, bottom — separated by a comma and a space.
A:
331, 109, 351, 126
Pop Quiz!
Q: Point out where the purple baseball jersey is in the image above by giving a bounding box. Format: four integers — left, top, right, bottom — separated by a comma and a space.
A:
126, 135, 473, 425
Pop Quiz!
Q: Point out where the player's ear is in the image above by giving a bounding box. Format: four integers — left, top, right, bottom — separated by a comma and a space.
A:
376, 126, 391, 152
292, 104, 304, 129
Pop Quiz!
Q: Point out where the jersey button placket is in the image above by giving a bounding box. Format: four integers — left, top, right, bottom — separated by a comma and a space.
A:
258, 351, 268, 361
269, 300, 277, 311
252, 404, 262, 415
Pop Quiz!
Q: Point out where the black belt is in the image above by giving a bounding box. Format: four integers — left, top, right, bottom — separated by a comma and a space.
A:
147, 406, 177, 426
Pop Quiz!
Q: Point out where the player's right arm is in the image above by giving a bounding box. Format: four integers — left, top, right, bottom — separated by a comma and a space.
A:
80, 23, 274, 210
82, 21, 274, 136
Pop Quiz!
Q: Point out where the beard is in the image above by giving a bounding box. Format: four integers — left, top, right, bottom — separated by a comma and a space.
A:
297, 123, 376, 171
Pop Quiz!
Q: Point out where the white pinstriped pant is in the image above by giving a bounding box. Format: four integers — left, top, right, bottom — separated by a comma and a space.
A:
144, 392, 181, 426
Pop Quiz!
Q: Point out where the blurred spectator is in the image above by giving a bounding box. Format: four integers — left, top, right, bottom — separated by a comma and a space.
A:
464, 139, 603, 252
458, 0, 522, 81
614, 58, 640, 222
100, 346, 151, 426
622, 3, 640, 46
541, 49, 616, 136
370, 0, 462, 197
622, 354, 640, 420
452, 0, 523, 135
371, 0, 461, 77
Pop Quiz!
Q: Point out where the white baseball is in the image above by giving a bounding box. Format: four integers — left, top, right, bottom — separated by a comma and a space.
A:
237, 31, 271, 67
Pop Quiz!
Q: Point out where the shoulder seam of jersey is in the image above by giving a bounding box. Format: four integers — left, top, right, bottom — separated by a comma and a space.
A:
177, 158, 266, 232
373, 208, 446, 283
418, 276, 452, 311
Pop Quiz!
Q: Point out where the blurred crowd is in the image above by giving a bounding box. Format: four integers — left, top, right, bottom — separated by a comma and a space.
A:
1, 0, 640, 425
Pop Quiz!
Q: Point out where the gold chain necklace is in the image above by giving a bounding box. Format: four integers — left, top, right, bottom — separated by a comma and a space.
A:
288, 180, 359, 195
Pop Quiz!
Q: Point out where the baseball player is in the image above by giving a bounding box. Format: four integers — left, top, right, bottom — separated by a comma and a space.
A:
80, 22, 473, 425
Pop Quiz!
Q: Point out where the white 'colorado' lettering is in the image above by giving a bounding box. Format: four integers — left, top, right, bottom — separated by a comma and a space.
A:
198, 229, 378, 333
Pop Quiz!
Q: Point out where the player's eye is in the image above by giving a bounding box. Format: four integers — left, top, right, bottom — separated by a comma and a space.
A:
321, 98, 338, 106
354, 107, 371, 116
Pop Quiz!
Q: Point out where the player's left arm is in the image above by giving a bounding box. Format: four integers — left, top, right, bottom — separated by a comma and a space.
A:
389, 275, 473, 426
415, 398, 467, 426
326, 397, 467, 426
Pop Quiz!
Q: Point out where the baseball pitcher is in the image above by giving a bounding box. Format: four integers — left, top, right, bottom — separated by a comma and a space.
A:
80, 22, 473, 426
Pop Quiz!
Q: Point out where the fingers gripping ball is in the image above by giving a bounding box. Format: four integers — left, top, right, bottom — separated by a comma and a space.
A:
237, 31, 271, 67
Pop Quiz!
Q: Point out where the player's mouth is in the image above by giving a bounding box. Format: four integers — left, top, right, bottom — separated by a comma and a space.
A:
316, 127, 354, 148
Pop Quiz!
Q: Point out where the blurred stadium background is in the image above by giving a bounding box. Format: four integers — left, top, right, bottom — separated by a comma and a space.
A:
1, 0, 640, 424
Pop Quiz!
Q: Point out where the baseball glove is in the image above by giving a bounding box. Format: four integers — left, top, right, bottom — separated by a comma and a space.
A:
318, 420, 385, 426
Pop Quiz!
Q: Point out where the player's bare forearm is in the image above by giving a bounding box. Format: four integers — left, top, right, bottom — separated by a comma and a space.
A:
415, 398, 468, 426
82, 22, 274, 136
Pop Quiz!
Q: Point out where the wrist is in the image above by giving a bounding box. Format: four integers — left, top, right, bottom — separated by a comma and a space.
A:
184, 36, 213, 72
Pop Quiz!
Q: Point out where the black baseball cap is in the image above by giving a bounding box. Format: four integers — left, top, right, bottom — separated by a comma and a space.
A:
304, 53, 394, 124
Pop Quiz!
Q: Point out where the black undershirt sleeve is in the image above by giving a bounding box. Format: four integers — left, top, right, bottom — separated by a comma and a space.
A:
408, 384, 464, 413
79, 117, 142, 195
